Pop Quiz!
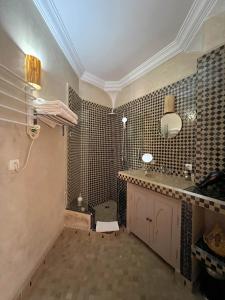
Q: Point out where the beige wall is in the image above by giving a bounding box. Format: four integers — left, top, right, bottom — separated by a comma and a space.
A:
116, 52, 200, 107
115, 11, 225, 107
0, 1, 79, 300
79, 80, 111, 107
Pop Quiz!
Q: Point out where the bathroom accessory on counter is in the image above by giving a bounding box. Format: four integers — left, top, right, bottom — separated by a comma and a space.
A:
142, 153, 154, 175
194, 169, 225, 200
198, 170, 225, 189
77, 193, 83, 206
184, 163, 193, 180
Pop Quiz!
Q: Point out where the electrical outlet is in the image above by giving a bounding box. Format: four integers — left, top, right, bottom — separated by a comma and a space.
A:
8, 159, 19, 171
185, 163, 192, 171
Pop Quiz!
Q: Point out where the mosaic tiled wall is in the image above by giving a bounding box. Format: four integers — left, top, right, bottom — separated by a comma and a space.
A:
81, 100, 118, 208
195, 45, 225, 182
115, 75, 197, 175
180, 201, 192, 280
68, 93, 120, 211
67, 87, 82, 207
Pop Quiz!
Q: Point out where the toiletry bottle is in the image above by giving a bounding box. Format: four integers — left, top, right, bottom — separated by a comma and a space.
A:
77, 193, 83, 206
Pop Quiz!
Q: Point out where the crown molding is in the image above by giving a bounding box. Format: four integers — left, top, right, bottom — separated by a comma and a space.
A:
80, 72, 105, 90
81, 40, 181, 92
176, 0, 217, 50
33, 0, 217, 93
33, 0, 84, 76
118, 40, 181, 89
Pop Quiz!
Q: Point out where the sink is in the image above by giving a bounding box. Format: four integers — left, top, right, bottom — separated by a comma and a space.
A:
119, 169, 193, 190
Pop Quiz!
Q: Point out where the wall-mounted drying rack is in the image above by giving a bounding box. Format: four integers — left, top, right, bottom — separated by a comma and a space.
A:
0, 63, 36, 127
0, 63, 76, 130
36, 113, 76, 127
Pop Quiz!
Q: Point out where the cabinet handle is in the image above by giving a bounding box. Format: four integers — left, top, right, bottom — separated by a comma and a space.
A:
146, 217, 152, 222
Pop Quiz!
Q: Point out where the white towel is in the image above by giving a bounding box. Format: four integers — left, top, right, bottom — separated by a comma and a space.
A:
35, 108, 78, 124
34, 99, 78, 125
35, 101, 78, 119
96, 221, 119, 232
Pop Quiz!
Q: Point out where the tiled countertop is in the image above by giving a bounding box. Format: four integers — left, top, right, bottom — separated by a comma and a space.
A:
118, 169, 225, 215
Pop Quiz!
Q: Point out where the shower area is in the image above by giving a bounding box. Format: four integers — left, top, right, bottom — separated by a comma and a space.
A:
67, 87, 127, 228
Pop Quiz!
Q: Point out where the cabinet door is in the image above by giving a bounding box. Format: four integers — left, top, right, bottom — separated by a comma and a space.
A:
132, 189, 148, 242
127, 184, 154, 245
153, 199, 173, 264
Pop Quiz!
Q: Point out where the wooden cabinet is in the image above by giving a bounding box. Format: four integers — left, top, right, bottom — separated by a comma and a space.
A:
128, 186, 154, 245
127, 183, 181, 270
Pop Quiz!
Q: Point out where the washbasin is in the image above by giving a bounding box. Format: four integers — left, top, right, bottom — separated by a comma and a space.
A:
119, 169, 193, 190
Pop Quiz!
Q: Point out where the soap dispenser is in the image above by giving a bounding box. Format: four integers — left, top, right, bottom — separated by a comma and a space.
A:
77, 193, 83, 206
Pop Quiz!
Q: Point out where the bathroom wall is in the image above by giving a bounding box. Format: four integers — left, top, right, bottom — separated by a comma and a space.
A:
115, 75, 197, 175
67, 87, 82, 207
0, 1, 79, 299
195, 44, 225, 182
67, 90, 119, 213
115, 11, 225, 107
81, 101, 115, 208
79, 80, 112, 107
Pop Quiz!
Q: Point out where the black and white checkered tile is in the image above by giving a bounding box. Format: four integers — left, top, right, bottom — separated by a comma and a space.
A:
192, 244, 225, 276
67, 44, 225, 279
67, 92, 120, 217
118, 173, 225, 215
195, 45, 225, 183
67, 87, 82, 208
115, 75, 197, 176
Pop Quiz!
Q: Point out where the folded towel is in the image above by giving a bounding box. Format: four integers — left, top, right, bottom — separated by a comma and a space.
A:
34, 98, 78, 125
96, 221, 119, 233
35, 108, 78, 124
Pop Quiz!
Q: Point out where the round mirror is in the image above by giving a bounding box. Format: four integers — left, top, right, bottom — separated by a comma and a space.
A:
159, 113, 182, 139
142, 153, 153, 164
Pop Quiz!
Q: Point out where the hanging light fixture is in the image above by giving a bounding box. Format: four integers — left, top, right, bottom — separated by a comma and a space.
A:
164, 95, 175, 114
25, 55, 41, 90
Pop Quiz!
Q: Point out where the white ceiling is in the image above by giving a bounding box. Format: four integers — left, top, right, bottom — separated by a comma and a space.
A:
33, 0, 217, 91
52, 0, 194, 81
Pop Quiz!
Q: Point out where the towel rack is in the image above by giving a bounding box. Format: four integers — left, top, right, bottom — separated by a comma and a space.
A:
0, 63, 36, 127
0, 63, 76, 129
36, 113, 76, 127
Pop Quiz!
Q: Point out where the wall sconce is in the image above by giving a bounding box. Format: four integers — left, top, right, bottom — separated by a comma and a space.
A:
25, 55, 41, 90
164, 95, 175, 114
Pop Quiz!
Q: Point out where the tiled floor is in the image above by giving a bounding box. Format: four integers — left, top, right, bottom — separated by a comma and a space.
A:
95, 200, 117, 222
24, 228, 203, 300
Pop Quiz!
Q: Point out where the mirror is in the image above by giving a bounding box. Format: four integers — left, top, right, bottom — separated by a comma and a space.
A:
142, 153, 153, 164
160, 113, 182, 139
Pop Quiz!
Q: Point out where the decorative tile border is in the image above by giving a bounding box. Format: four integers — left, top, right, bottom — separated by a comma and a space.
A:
192, 241, 225, 276
181, 201, 192, 280
118, 173, 225, 215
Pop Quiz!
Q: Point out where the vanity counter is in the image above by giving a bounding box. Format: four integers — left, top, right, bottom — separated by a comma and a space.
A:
118, 170, 225, 215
